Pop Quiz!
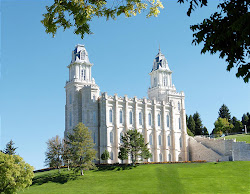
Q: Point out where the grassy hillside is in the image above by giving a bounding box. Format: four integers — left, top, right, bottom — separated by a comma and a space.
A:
219, 134, 250, 143
21, 162, 250, 194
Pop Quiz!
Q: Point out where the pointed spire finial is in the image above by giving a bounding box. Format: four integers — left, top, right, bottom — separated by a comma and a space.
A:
159, 44, 161, 53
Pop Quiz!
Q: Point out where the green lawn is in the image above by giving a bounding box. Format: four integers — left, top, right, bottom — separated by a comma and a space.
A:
21, 162, 250, 194
219, 134, 250, 143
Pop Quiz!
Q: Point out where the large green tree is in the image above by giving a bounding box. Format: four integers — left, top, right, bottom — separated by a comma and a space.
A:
218, 104, 231, 122
101, 150, 110, 162
3, 140, 17, 155
66, 123, 96, 175
45, 135, 63, 171
193, 112, 203, 135
187, 115, 196, 135
119, 129, 151, 166
42, 0, 250, 82
213, 117, 233, 136
0, 152, 34, 194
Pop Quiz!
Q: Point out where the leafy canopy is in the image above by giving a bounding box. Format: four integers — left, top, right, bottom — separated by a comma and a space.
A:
101, 150, 110, 161
66, 123, 96, 175
119, 129, 151, 165
213, 117, 233, 136
0, 152, 34, 194
41, 0, 164, 39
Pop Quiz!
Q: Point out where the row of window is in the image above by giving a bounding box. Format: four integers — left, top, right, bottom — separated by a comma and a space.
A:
109, 109, 176, 128
109, 131, 182, 148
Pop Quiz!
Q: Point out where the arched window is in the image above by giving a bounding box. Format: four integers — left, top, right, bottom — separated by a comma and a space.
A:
110, 131, 113, 143
69, 111, 72, 126
109, 109, 113, 123
158, 135, 162, 146
93, 95, 96, 102
158, 114, 161, 126
149, 134, 153, 146
81, 69, 84, 77
180, 137, 182, 148
120, 132, 123, 143
148, 113, 152, 126
111, 152, 113, 160
178, 102, 181, 111
179, 117, 181, 129
119, 110, 123, 123
139, 112, 142, 125
82, 69, 86, 80
80, 50, 85, 60
93, 111, 96, 123
168, 135, 171, 146
168, 154, 171, 162
129, 111, 133, 124
159, 153, 163, 162
69, 92, 72, 104
167, 115, 170, 128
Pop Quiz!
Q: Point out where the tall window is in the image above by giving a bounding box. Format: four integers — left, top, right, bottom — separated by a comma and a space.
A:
120, 132, 123, 143
80, 50, 85, 60
159, 153, 163, 162
119, 110, 123, 123
168, 154, 171, 162
154, 77, 157, 86
110, 152, 113, 160
139, 112, 142, 125
149, 134, 153, 146
167, 115, 170, 128
168, 135, 171, 146
81, 69, 84, 77
69, 92, 72, 104
158, 114, 161, 126
109, 109, 113, 123
110, 131, 113, 143
93, 95, 96, 102
179, 117, 181, 129
93, 112, 96, 124
180, 137, 182, 148
129, 111, 133, 124
69, 111, 72, 126
158, 135, 162, 146
178, 102, 180, 111
93, 132, 96, 143
148, 113, 152, 126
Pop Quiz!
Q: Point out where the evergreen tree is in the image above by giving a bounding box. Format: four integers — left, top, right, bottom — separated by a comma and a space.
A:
66, 123, 96, 176
118, 147, 128, 164
231, 116, 237, 126
218, 104, 231, 121
242, 113, 249, 131
186, 127, 194, 137
4, 140, 17, 155
119, 129, 151, 166
201, 127, 209, 136
187, 115, 196, 135
45, 135, 63, 172
101, 150, 110, 162
232, 120, 243, 133
193, 112, 203, 135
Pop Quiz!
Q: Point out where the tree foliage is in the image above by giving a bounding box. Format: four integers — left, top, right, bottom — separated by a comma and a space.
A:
66, 123, 96, 175
218, 104, 231, 121
45, 135, 64, 171
41, 0, 164, 39
0, 152, 34, 194
187, 115, 196, 135
101, 150, 110, 161
119, 129, 151, 165
4, 140, 17, 155
193, 112, 203, 135
213, 117, 233, 136
188, 0, 250, 82
118, 147, 128, 163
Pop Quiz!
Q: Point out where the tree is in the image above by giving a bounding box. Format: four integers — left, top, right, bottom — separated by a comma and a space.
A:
4, 140, 17, 155
45, 135, 63, 172
201, 126, 209, 136
41, 0, 164, 39
218, 104, 231, 121
193, 112, 203, 135
213, 117, 233, 136
62, 140, 72, 171
242, 113, 249, 130
118, 147, 128, 164
66, 123, 96, 175
0, 152, 34, 194
119, 129, 151, 166
101, 150, 110, 162
186, 127, 194, 137
187, 115, 196, 135
232, 120, 243, 133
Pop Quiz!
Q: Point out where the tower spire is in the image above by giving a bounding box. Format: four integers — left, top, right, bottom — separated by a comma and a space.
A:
159, 44, 161, 53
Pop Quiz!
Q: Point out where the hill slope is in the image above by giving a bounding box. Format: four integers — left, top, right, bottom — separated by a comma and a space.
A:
219, 134, 250, 143
20, 162, 250, 194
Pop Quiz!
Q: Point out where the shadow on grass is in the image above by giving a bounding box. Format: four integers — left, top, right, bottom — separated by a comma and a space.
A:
95, 164, 136, 172
32, 171, 78, 185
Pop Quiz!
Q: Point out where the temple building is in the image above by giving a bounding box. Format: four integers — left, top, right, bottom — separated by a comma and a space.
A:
65, 44, 189, 163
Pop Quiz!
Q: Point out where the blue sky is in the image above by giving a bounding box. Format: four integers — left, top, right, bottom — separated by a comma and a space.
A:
1, 0, 249, 170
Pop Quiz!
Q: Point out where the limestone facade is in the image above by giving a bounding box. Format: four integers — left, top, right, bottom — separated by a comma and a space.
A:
65, 44, 189, 163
